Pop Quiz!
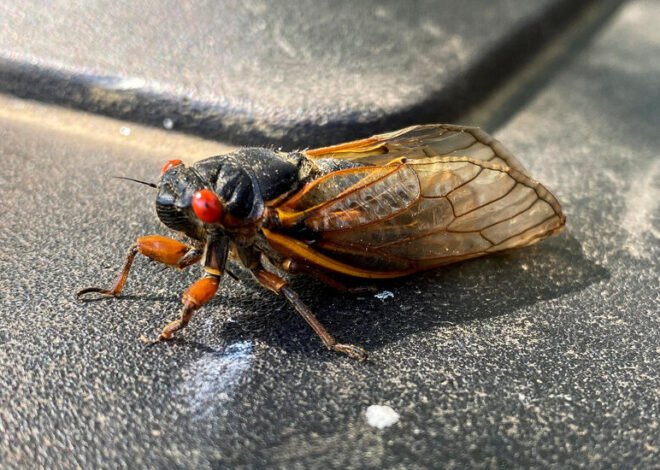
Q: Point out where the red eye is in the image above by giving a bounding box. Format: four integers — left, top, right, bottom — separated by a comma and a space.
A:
161, 159, 183, 174
192, 189, 224, 223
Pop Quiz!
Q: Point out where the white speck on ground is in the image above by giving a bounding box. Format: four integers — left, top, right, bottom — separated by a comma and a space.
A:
162, 118, 174, 130
365, 405, 400, 429
119, 126, 131, 136
374, 290, 394, 301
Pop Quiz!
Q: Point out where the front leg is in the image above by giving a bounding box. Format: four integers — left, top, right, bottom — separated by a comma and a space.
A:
77, 235, 202, 299
253, 268, 368, 361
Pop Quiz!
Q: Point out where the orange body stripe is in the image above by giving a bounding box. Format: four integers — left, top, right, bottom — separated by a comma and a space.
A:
262, 229, 413, 279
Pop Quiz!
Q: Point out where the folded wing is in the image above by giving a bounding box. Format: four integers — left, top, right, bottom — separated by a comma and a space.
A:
267, 126, 565, 277
305, 124, 529, 174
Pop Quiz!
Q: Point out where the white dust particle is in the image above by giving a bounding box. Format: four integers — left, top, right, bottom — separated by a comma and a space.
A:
365, 405, 400, 429
119, 126, 131, 136
162, 117, 174, 130
374, 290, 394, 301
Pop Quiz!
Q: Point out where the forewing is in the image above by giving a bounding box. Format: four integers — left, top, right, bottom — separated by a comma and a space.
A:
269, 127, 565, 277
308, 157, 565, 272
305, 124, 529, 175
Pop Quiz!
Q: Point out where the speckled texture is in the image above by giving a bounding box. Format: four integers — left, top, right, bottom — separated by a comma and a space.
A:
0, 0, 608, 146
1, 1, 659, 468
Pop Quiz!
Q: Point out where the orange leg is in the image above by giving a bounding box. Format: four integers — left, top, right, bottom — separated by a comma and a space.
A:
254, 268, 368, 361
143, 274, 220, 343
77, 235, 202, 299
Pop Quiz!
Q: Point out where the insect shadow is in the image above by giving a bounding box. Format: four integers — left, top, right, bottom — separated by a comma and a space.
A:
212, 233, 609, 356
79, 294, 178, 303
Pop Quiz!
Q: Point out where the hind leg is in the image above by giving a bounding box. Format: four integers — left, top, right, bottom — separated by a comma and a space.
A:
253, 268, 368, 361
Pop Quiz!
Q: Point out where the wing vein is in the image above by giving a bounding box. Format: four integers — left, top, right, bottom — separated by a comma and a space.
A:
451, 178, 519, 219
490, 213, 559, 248
445, 168, 485, 197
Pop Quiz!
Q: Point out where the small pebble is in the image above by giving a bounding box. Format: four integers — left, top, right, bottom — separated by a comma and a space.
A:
365, 405, 400, 429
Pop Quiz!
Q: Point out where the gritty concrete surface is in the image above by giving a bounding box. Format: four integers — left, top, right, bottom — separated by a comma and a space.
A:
0, 0, 617, 146
1, 1, 659, 469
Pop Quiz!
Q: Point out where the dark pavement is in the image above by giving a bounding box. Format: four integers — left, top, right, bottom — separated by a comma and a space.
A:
0, 0, 658, 468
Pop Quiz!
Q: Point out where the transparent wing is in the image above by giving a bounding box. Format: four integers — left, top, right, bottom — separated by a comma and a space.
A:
275, 156, 565, 274
305, 124, 529, 175
281, 162, 421, 232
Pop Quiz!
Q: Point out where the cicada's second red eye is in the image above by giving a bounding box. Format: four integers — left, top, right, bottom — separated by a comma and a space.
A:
161, 159, 183, 174
192, 189, 224, 223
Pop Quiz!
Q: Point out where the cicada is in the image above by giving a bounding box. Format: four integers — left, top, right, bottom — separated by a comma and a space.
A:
78, 124, 565, 360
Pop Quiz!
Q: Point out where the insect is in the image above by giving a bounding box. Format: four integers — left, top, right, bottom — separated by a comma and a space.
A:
78, 124, 565, 360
